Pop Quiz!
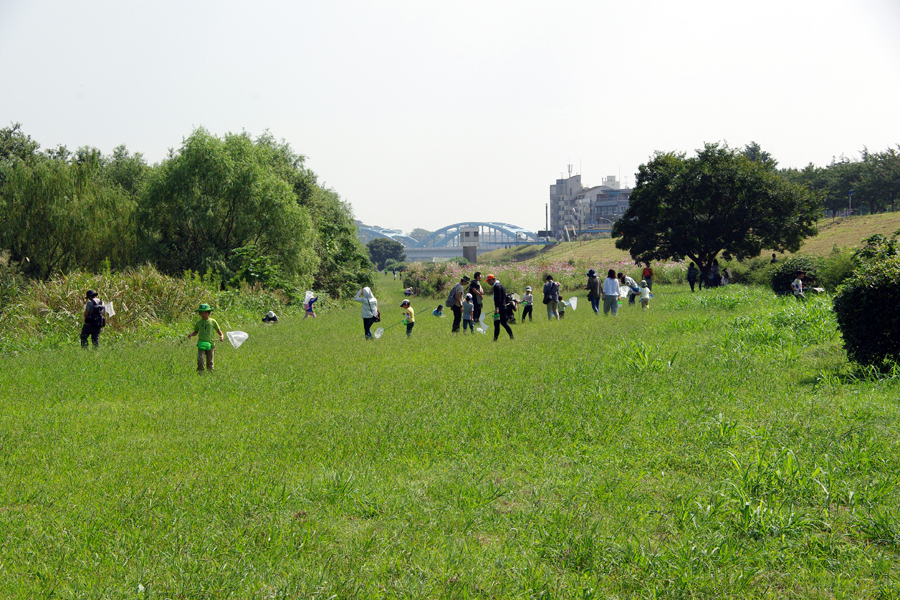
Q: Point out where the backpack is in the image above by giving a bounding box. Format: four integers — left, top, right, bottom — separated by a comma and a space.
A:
86, 298, 106, 327
446, 284, 462, 307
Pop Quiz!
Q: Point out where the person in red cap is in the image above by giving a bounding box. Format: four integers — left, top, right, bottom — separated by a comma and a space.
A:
484, 274, 514, 341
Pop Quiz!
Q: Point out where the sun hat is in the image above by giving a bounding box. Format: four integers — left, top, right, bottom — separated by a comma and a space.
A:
461, 275, 471, 283
197, 303, 213, 312
639, 280, 647, 287
465, 293, 472, 299
85, 290, 98, 299
525, 286, 532, 292
587, 269, 596, 277
400, 299, 410, 306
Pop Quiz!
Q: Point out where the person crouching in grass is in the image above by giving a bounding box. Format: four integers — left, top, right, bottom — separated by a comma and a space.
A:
187, 303, 223, 373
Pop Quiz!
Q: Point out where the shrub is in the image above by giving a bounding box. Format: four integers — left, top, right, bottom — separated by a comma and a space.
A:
727, 256, 774, 286
833, 232, 900, 368
819, 245, 855, 291
771, 256, 822, 293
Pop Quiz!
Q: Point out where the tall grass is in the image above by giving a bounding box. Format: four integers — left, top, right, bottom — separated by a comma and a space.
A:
0, 265, 330, 352
1, 279, 898, 597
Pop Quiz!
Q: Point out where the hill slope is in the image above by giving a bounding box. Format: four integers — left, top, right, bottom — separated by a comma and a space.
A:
479, 213, 900, 264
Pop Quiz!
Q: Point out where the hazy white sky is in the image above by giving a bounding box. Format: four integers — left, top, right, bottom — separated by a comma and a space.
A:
2, 0, 899, 234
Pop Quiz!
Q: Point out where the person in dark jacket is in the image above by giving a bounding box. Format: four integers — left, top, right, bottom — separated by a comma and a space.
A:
484, 274, 514, 341
469, 272, 485, 324
586, 269, 601, 314
80, 289, 105, 348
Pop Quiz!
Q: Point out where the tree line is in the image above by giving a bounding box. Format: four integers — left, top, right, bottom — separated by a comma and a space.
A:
613, 141, 900, 273
779, 144, 900, 216
0, 124, 374, 298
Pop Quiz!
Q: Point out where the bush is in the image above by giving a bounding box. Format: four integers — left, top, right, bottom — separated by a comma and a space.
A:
819, 245, 855, 291
727, 256, 774, 286
771, 256, 822, 293
833, 232, 900, 368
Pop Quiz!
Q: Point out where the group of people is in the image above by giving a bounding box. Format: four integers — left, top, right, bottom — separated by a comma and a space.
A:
685, 260, 733, 292
585, 269, 651, 316
353, 265, 661, 342
354, 271, 517, 341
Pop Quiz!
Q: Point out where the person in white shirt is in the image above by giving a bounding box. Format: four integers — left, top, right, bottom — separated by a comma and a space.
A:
521, 286, 534, 322
601, 269, 620, 316
640, 280, 652, 310
791, 271, 805, 300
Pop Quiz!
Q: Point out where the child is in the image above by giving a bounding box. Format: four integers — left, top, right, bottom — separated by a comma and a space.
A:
303, 295, 318, 318
558, 298, 567, 319
432, 304, 444, 317
791, 271, 805, 300
462, 293, 475, 333
639, 280, 651, 310
187, 303, 224, 373
401, 299, 415, 337
521, 286, 534, 322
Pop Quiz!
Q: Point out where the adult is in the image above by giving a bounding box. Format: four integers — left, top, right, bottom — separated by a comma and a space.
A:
485, 274, 514, 341
641, 263, 654, 291
601, 269, 620, 316
686, 262, 699, 293
447, 275, 469, 333
469, 272, 485, 324
586, 269, 601, 314
618, 272, 639, 305
711, 260, 721, 287
353, 286, 379, 340
542, 275, 560, 320
80, 289, 105, 348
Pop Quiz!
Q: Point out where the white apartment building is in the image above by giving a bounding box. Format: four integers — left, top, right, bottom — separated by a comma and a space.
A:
549, 171, 631, 237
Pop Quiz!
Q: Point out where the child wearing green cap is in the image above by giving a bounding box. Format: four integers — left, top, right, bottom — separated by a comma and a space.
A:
187, 303, 223, 373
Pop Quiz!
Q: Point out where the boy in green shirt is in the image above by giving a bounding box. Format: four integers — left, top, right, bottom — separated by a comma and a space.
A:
187, 303, 224, 373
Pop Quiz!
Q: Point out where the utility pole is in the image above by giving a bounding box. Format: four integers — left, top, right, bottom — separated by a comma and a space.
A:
848, 190, 853, 217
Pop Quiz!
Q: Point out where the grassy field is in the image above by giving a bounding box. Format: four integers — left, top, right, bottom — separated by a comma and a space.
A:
480, 212, 900, 264
2, 276, 899, 598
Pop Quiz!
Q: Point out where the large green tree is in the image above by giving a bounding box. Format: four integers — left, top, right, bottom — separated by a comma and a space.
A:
366, 238, 406, 270
613, 143, 819, 270
137, 129, 319, 286
0, 135, 138, 278
250, 133, 374, 297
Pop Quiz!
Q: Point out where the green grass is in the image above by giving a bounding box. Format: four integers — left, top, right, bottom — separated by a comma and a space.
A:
1, 277, 899, 598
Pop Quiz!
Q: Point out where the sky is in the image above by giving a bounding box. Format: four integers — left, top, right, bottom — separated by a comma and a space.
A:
2, 0, 899, 235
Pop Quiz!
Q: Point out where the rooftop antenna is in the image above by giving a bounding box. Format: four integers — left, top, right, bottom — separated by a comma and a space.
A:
568, 164, 573, 178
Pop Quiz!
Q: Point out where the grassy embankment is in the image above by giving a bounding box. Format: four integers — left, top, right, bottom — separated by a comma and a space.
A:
1, 274, 899, 598
480, 213, 900, 264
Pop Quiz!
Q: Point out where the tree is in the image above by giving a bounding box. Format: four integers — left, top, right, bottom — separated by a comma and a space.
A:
367, 238, 406, 270
408, 228, 432, 242
742, 141, 777, 170
137, 128, 319, 286
0, 148, 136, 278
858, 147, 900, 214
613, 143, 819, 271
249, 132, 375, 297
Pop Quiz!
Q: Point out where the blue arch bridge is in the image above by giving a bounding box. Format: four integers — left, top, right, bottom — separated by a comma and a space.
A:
357, 222, 540, 261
